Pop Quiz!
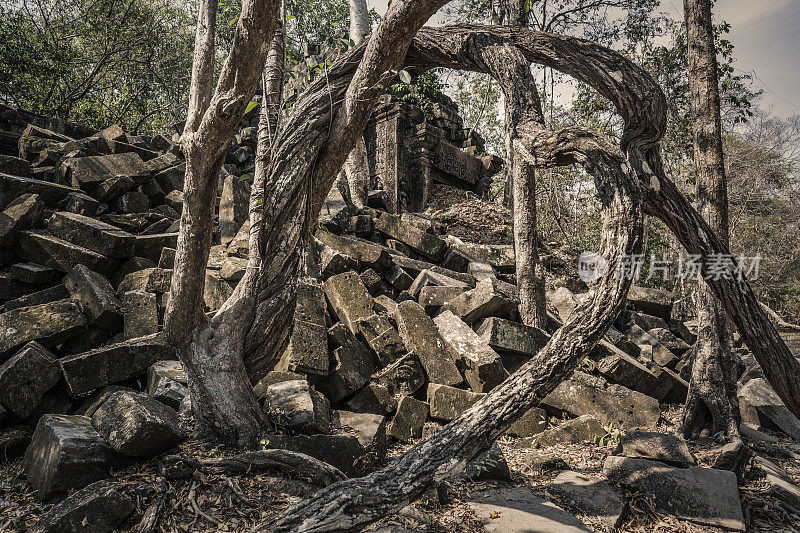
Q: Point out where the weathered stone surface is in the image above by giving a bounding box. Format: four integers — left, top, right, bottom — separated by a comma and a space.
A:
60, 333, 177, 396
594, 340, 661, 395
0, 193, 43, 254
253, 371, 306, 398
0, 174, 79, 208
323, 271, 375, 335
543, 375, 660, 429
0, 299, 86, 360
441, 277, 518, 325
319, 323, 375, 403
506, 406, 549, 437
28, 479, 135, 533
2, 284, 70, 312
24, 414, 116, 499
91, 391, 182, 456
755, 456, 800, 511
359, 268, 382, 294
373, 294, 398, 317
427, 383, 483, 421
739, 377, 800, 440
476, 317, 550, 357
518, 415, 605, 448
63, 191, 100, 216
113, 190, 149, 213
626, 285, 674, 320
317, 242, 358, 279
459, 442, 511, 481
117, 267, 172, 294
9, 262, 57, 284
219, 255, 248, 280
0, 426, 33, 462
121, 290, 158, 339
0, 342, 61, 418
316, 230, 392, 271
451, 242, 515, 273
61, 153, 148, 191
408, 269, 469, 298
134, 232, 178, 263
203, 270, 235, 310
466, 486, 591, 533
47, 211, 136, 258
219, 171, 251, 244
395, 300, 462, 387
393, 255, 475, 285
548, 286, 582, 324
623, 324, 678, 368
375, 213, 447, 262
263, 380, 332, 435
344, 381, 396, 415
357, 313, 406, 366
546, 471, 627, 529
286, 280, 329, 376
387, 395, 428, 442
0, 154, 31, 177
63, 265, 122, 331
417, 285, 467, 314
603, 456, 745, 531
146, 360, 187, 409
648, 327, 691, 355
17, 230, 117, 277
88, 175, 134, 204
385, 265, 413, 291
373, 352, 425, 397
617, 431, 694, 466
259, 433, 366, 477
332, 410, 388, 467
434, 310, 507, 393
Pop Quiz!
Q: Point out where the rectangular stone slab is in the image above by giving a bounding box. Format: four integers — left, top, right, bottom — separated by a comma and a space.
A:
476, 317, 550, 357
0, 173, 80, 208
375, 213, 447, 262
60, 333, 177, 396
0, 299, 87, 360
315, 230, 392, 271
286, 281, 329, 376
17, 230, 117, 277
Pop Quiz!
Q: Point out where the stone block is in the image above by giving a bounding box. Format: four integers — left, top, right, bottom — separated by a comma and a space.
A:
546, 472, 626, 529
323, 271, 375, 335
17, 230, 117, 277
517, 415, 604, 448
48, 211, 136, 258
9, 262, 57, 284
63, 191, 100, 216
263, 380, 332, 435
387, 395, 428, 442
395, 300, 463, 387
319, 323, 375, 403
60, 333, 177, 396
427, 383, 483, 421
258, 433, 367, 477
375, 213, 447, 262
417, 285, 468, 314
333, 410, 388, 468
476, 317, 550, 357
408, 269, 469, 298
385, 265, 413, 291
219, 255, 248, 280
359, 268, 382, 294
1, 284, 70, 312
27, 479, 135, 533
0, 342, 61, 418
0, 426, 33, 463
285, 281, 329, 376
0, 193, 43, 254
203, 270, 235, 310
449, 242, 515, 273
219, 172, 250, 244
24, 414, 116, 499
316, 230, 392, 271
91, 391, 182, 456
594, 340, 661, 395
0, 174, 79, 208
441, 278, 518, 325
434, 310, 507, 393
134, 232, 178, 263
117, 267, 172, 294
506, 406, 548, 437
60, 153, 148, 191
739, 377, 800, 440
0, 299, 86, 360
617, 430, 694, 466
122, 290, 158, 339
373, 352, 426, 397
344, 382, 396, 415
627, 285, 674, 320
63, 265, 123, 331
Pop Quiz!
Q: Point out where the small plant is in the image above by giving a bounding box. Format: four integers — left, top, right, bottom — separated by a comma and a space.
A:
594, 423, 624, 448
389, 70, 447, 120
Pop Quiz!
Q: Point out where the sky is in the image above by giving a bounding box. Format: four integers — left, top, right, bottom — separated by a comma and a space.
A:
367, 0, 800, 119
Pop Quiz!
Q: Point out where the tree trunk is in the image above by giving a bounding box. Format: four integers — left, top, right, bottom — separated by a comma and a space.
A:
680, 0, 740, 440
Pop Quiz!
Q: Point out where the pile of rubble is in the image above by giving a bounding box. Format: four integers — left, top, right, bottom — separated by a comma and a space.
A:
2, 104, 800, 532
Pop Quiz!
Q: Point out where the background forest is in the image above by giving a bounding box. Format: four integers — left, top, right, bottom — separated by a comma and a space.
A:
1, 0, 796, 319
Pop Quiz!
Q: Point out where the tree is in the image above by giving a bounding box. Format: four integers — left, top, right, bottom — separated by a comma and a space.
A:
680, 0, 740, 441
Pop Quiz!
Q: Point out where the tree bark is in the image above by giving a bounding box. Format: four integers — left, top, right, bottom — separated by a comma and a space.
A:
680, 0, 740, 440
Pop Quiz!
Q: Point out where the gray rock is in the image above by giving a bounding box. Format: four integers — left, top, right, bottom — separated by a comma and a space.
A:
318, 323, 375, 403
625, 324, 678, 368
408, 269, 469, 299
17, 229, 117, 277
315, 230, 392, 271
359, 268, 382, 294
648, 327, 691, 356
603, 456, 744, 531
323, 271, 374, 335
60, 333, 177, 396
28, 479, 135, 533
459, 443, 511, 481
755, 456, 800, 511
219, 172, 250, 244
91, 391, 182, 457
356, 313, 406, 366
373, 352, 426, 398
203, 270, 235, 310
146, 361, 188, 410
617, 430, 694, 466
548, 286, 582, 324
60, 152, 148, 191
434, 310, 508, 393
739, 377, 800, 440
547, 471, 627, 529
2, 284, 70, 312
134, 232, 178, 263
47, 211, 136, 258
0, 342, 61, 418
0, 426, 33, 462
285, 280, 329, 376
450, 242, 515, 273
626, 285, 674, 320
465, 485, 591, 533
594, 340, 662, 396
417, 285, 468, 314
219, 255, 247, 280
117, 267, 172, 294
542, 376, 660, 429
427, 383, 483, 421
344, 381, 396, 416
333, 410, 388, 469
440, 277, 518, 325
258, 433, 366, 477
24, 414, 116, 499
0, 174, 78, 208
385, 265, 413, 291
122, 290, 158, 339
63, 265, 123, 331
375, 213, 447, 262
0, 193, 44, 254
9, 262, 57, 284
517, 415, 605, 448
63, 191, 100, 216
263, 380, 332, 435
395, 300, 463, 387
476, 317, 550, 357
0, 299, 86, 360
387, 395, 428, 442
506, 406, 549, 438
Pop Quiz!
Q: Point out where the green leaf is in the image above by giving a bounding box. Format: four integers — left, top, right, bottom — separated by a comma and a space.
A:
238, 173, 253, 182
398, 69, 412, 84
244, 101, 259, 114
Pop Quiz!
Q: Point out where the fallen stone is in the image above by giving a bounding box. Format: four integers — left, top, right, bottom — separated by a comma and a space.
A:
319, 323, 375, 403
408, 269, 469, 299
594, 340, 662, 396
0, 342, 61, 418
344, 381, 396, 416
417, 285, 468, 314
0, 193, 44, 254
546, 471, 627, 529
450, 242, 515, 273
24, 414, 117, 499
134, 232, 178, 263
648, 327, 691, 355
507, 406, 549, 437
117, 267, 172, 294
603, 456, 745, 531
738, 378, 800, 440
316, 230, 392, 271
263, 380, 332, 435
17, 229, 117, 277
253, 371, 306, 398
63, 265, 123, 331
332, 410, 388, 468
2, 284, 70, 312
459, 443, 511, 481
259, 433, 367, 477
395, 300, 463, 387
0, 299, 86, 360
146, 361, 188, 409
60, 153, 148, 191
219, 171, 250, 244
63, 191, 101, 216
0, 154, 31, 177
9, 262, 57, 284
387, 395, 428, 442
476, 316, 550, 357
219, 255, 248, 280
122, 290, 159, 339
543, 376, 660, 429
440, 247, 474, 273
323, 271, 375, 335
427, 383, 483, 421
465, 485, 591, 533
357, 313, 406, 366
359, 268, 382, 294
113, 190, 149, 214
627, 285, 674, 320
18, 124, 73, 161
203, 270, 235, 310
385, 265, 413, 291
517, 415, 605, 448
373, 294, 398, 317
375, 213, 447, 262
373, 352, 426, 397
285, 280, 329, 376
548, 286, 582, 323
434, 310, 507, 393
47, 211, 136, 258
91, 391, 182, 456
60, 333, 177, 396
393, 256, 475, 286
89, 175, 134, 204
317, 242, 358, 279
0, 174, 79, 208
27, 479, 135, 533
617, 430, 694, 466
0, 426, 33, 462
623, 324, 678, 368
441, 277, 518, 325
754, 456, 800, 511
